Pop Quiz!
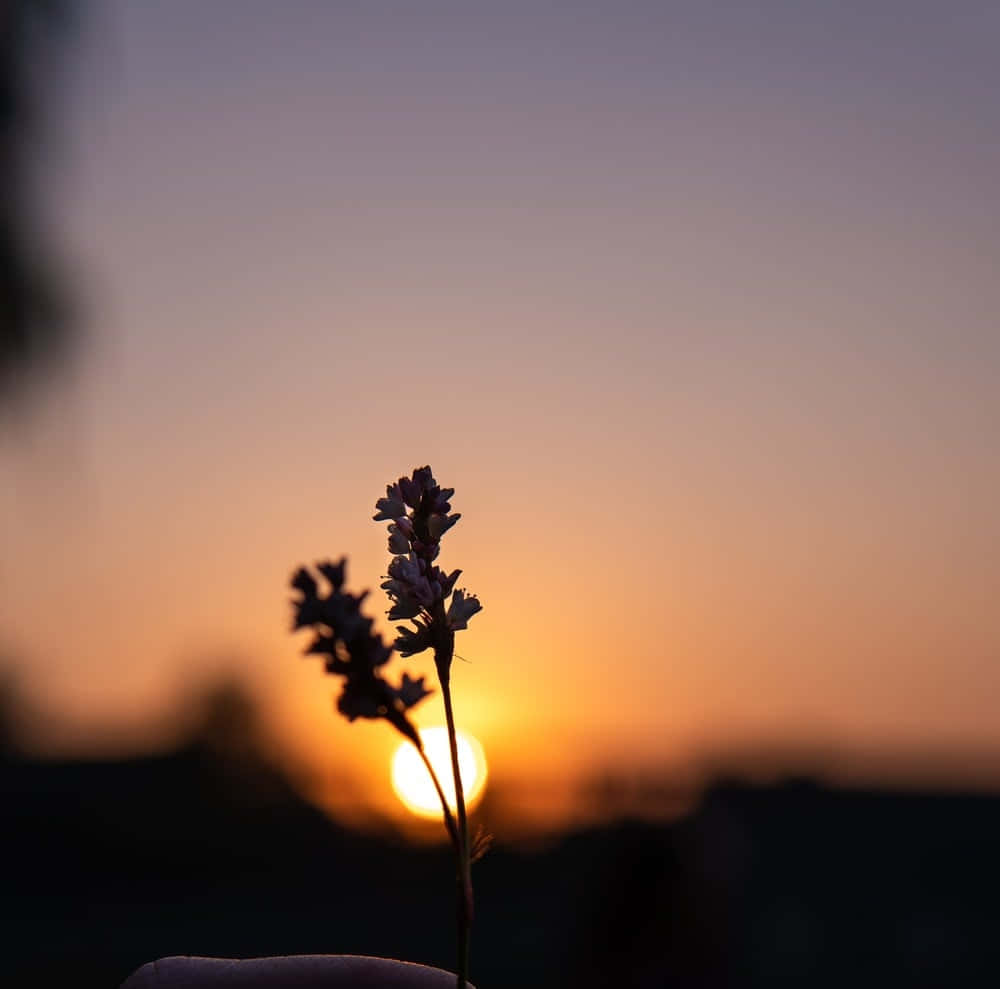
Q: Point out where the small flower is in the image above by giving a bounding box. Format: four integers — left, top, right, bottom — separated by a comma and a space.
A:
373, 483, 406, 522
440, 569, 462, 597
447, 588, 482, 630
387, 523, 411, 554
382, 551, 440, 618
388, 552, 423, 585
395, 619, 433, 657
337, 679, 383, 721
386, 595, 423, 621
428, 512, 461, 540
290, 558, 428, 744
316, 559, 346, 592
391, 672, 433, 708
291, 567, 318, 598
373, 467, 461, 557
398, 474, 423, 509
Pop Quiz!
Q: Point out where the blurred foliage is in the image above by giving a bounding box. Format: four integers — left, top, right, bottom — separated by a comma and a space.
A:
1, 0, 76, 404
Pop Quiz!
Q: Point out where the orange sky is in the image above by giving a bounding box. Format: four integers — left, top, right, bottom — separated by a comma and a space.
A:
2, 2, 999, 830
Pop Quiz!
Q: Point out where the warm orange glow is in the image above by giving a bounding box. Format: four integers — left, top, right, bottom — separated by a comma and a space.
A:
6, 3, 1000, 837
391, 726, 488, 818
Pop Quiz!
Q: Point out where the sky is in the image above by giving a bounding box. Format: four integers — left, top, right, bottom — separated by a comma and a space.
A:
2, 0, 999, 828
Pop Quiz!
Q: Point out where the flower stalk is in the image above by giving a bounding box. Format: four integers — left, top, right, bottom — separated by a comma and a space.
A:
417, 740, 460, 853
291, 466, 483, 989
439, 655, 473, 988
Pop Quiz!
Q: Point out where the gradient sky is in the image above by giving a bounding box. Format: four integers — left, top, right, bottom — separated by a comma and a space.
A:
2, 1, 998, 824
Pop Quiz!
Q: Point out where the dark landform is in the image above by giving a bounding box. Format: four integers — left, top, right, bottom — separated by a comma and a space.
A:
1, 690, 995, 989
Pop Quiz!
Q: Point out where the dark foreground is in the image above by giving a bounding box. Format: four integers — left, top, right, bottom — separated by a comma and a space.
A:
2, 729, 996, 989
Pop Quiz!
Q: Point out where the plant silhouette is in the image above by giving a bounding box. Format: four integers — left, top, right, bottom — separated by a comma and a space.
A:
291, 466, 482, 989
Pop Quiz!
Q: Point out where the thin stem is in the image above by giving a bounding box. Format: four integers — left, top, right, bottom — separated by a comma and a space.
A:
416, 741, 460, 853
440, 674, 470, 858
440, 669, 472, 989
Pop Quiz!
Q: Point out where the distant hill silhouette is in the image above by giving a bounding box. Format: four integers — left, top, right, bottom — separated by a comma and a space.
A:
1, 684, 997, 988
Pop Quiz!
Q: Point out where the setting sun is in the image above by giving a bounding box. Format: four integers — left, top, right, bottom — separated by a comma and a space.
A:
391, 726, 488, 818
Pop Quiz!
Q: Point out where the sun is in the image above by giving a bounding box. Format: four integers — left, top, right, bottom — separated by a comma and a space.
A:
391, 726, 488, 818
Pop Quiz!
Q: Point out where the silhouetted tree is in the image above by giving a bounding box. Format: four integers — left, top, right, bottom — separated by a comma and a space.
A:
1, 0, 77, 404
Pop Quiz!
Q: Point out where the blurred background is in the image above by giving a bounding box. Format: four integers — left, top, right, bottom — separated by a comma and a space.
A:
2, 1, 998, 985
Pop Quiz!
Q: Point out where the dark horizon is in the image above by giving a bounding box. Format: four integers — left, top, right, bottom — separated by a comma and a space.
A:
4, 672, 1000, 843
4, 701, 996, 987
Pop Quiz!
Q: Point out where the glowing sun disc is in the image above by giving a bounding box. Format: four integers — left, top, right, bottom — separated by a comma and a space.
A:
391, 726, 488, 818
